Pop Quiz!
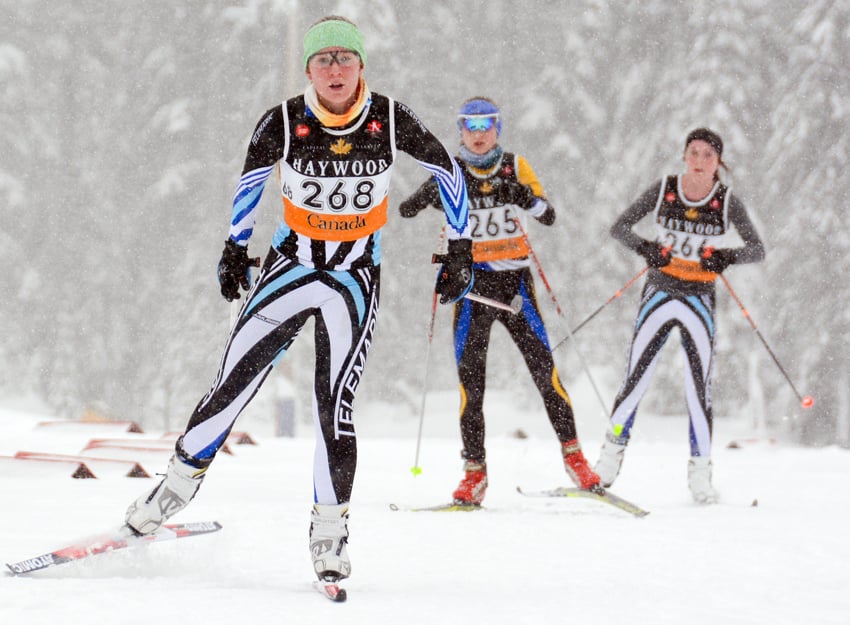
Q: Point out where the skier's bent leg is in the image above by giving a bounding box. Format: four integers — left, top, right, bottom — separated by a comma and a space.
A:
125, 264, 308, 534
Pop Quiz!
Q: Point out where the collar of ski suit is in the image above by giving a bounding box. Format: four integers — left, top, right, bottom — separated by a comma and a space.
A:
304, 78, 371, 128
459, 144, 504, 170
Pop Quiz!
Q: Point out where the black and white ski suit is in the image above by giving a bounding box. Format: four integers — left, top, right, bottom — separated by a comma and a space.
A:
177, 92, 469, 505
609, 175, 764, 456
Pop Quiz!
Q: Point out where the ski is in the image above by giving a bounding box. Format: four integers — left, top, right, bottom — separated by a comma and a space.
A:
313, 578, 348, 602
388, 502, 483, 512
516, 486, 649, 517
5, 521, 222, 576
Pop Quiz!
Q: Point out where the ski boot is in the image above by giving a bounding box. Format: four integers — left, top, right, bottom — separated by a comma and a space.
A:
562, 440, 602, 491
594, 431, 629, 488
309, 503, 352, 581
688, 456, 719, 504
452, 460, 487, 505
125, 451, 208, 535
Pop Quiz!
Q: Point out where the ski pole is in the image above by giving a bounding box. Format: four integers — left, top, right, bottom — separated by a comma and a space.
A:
410, 291, 520, 476
431, 248, 521, 314
228, 256, 262, 330
551, 267, 648, 352
465, 292, 523, 314
719, 274, 814, 409
411, 290, 439, 476
511, 216, 610, 422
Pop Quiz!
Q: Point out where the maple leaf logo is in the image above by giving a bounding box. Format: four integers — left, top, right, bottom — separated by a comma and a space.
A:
330, 138, 353, 155
685, 208, 699, 220
480, 181, 494, 194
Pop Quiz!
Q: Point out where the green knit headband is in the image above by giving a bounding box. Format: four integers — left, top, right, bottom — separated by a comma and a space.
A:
303, 20, 366, 69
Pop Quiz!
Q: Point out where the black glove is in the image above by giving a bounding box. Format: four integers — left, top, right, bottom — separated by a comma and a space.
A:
399, 196, 428, 218
217, 239, 260, 302
433, 238, 474, 305
700, 247, 735, 273
493, 179, 538, 210
399, 180, 440, 218
637, 240, 672, 269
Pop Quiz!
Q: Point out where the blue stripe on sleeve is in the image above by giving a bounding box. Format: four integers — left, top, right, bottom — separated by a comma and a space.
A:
419, 158, 468, 235
229, 165, 275, 242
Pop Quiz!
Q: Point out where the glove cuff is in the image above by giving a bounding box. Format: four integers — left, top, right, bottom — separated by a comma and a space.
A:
525, 198, 548, 218
447, 238, 472, 256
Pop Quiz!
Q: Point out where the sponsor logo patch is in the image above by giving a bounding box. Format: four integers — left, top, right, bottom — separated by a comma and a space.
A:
330, 138, 353, 155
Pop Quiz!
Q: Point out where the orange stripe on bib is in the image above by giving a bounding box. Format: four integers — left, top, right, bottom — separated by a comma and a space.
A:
660, 257, 718, 282
472, 236, 530, 262
283, 196, 388, 241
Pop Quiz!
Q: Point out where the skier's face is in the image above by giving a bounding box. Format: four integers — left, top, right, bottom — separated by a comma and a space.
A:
460, 124, 498, 155
306, 47, 363, 114
684, 140, 720, 180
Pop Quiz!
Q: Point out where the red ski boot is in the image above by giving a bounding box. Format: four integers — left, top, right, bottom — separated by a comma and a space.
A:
562, 440, 602, 491
452, 461, 488, 505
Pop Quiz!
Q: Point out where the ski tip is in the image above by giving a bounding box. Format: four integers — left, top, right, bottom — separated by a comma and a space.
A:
313, 579, 348, 602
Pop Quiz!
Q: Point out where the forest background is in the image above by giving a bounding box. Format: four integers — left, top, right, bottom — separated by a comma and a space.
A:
2, 0, 847, 445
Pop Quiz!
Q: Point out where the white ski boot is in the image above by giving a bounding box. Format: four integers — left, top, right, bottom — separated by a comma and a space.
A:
594, 431, 628, 487
688, 456, 719, 504
125, 453, 207, 534
309, 503, 351, 581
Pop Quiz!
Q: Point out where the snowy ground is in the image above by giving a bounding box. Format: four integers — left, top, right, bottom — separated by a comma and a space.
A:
0, 394, 846, 625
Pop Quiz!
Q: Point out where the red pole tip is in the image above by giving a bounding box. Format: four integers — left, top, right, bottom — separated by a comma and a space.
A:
801, 396, 814, 409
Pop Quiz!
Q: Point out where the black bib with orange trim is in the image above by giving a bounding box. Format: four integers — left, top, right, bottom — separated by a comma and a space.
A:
654, 175, 730, 282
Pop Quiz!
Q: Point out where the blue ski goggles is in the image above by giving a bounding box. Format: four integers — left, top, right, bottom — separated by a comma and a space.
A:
459, 114, 499, 132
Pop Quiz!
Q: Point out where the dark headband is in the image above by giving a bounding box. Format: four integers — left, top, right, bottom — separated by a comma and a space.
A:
685, 128, 723, 156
